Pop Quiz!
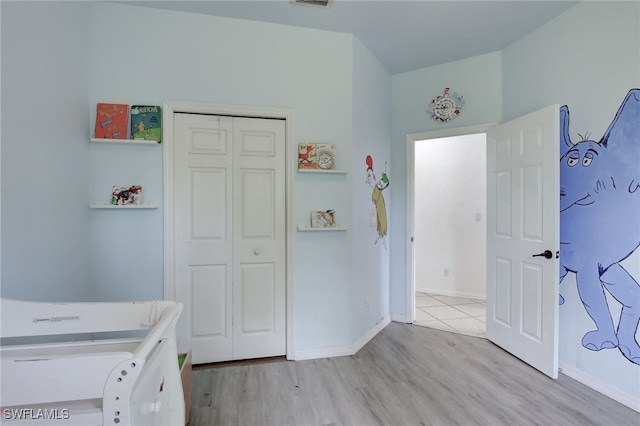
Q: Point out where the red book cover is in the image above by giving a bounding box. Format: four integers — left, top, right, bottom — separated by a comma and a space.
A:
298, 143, 317, 169
95, 103, 129, 139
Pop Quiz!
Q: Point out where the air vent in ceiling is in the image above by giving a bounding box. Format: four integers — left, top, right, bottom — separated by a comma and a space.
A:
291, 0, 333, 8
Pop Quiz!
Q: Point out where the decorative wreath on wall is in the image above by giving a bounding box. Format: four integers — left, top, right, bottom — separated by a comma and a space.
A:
427, 88, 464, 122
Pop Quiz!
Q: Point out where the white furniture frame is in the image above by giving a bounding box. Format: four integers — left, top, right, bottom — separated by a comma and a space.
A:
0, 299, 185, 425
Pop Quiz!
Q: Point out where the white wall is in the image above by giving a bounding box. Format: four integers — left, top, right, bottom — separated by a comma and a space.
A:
87, 2, 358, 350
1, 1, 92, 302
414, 134, 486, 299
391, 51, 502, 318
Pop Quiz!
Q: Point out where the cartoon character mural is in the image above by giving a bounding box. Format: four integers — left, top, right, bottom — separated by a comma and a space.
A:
366, 155, 389, 249
560, 88, 640, 365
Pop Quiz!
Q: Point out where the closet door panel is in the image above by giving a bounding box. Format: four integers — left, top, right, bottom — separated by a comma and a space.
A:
233, 117, 286, 360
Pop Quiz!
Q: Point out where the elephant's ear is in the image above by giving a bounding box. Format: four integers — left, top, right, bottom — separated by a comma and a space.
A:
560, 105, 573, 151
600, 89, 640, 150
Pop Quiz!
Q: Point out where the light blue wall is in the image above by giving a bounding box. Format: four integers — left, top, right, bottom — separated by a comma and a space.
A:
390, 0, 639, 406
351, 37, 392, 338
390, 51, 503, 315
87, 2, 358, 349
2, 0, 637, 406
1, 1, 389, 353
1, 1, 92, 302
503, 0, 639, 406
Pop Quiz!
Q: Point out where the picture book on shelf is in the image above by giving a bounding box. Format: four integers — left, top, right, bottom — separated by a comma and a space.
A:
298, 143, 317, 169
95, 103, 129, 139
131, 105, 162, 143
111, 185, 143, 205
315, 143, 336, 170
311, 210, 336, 228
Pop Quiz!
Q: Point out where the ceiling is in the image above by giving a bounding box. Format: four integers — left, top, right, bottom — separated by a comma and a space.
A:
115, 0, 579, 74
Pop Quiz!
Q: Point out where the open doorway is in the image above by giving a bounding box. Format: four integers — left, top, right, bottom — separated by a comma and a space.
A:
406, 124, 494, 339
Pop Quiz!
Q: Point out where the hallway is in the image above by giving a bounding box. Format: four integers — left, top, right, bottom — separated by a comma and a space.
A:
414, 292, 486, 338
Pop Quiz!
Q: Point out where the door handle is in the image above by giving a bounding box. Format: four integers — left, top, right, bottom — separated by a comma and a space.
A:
532, 250, 553, 259
254, 249, 261, 256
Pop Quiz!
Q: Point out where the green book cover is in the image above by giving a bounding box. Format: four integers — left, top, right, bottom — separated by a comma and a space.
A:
130, 105, 161, 142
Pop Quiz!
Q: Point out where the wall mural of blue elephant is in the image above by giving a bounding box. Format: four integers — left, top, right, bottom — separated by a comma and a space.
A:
559, 88, 640, 365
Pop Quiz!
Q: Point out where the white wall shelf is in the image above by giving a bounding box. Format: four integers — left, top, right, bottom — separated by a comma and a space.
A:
297, 225, 347, 231
90, 138, 160, 145
297, 169, 348, 174
90, 203, 159, 209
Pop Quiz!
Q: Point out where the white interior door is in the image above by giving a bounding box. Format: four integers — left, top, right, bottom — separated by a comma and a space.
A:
486, 105, 560, 379
173, 113, 286, 364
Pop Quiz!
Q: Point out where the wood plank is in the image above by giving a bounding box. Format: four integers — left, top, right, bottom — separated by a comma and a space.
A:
190, 323, 639, 425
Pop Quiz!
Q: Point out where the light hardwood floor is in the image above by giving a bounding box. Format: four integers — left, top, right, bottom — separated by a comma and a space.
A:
190, 322, 639, 425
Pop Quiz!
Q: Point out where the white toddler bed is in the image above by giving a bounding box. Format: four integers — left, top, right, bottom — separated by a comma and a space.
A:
0, 298, 185, 425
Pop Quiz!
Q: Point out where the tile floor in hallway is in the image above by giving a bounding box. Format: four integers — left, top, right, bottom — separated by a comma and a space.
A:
414, 292, 486, 338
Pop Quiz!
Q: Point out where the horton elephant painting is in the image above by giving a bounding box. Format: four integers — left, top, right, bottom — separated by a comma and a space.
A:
560, 89, 640, 365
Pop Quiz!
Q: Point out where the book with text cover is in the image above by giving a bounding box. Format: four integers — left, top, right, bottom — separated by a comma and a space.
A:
298, 143, 317, 169
95, 103, 129, 139
130, 105, 162, 143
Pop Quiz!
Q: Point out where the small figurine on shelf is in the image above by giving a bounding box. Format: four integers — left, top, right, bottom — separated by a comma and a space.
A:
111, 185, 143, 205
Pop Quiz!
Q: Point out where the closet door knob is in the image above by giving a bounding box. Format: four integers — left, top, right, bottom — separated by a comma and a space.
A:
254, 249, 261, 255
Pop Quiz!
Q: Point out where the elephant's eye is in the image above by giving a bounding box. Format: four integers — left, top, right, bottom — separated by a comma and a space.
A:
582, 152, 593, 167
567, 153, 579, 167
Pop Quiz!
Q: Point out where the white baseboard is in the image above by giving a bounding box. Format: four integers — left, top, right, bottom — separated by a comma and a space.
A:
416, 286, 485, 301
293, 344, 354, 361
294, 316, 391, 361
391, 313, 410, 323
559, 362, 640, 413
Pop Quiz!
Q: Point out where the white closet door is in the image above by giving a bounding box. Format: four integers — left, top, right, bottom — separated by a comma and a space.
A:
173, 113, 286, 364
174, 114, 234, 364
232, 117, 286, 360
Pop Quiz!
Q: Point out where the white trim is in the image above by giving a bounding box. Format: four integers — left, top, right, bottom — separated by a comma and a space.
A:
406, 137, 416, 324
294, 316, 391, 360
390, 313, 411, 323
294, 343, 356, 361
90, 203, 159, 209
559, 363, 640, 413
405, 123, 496, 325
351, 317, 391, 353
90, 138, 159, 145
297, 169, 348, 174
297, 225, 348, 231
162, 100, 295, 361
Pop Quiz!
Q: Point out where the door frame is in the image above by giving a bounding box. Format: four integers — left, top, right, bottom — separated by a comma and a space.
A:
405, 123, 496, 323
162, 100, 295, 360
